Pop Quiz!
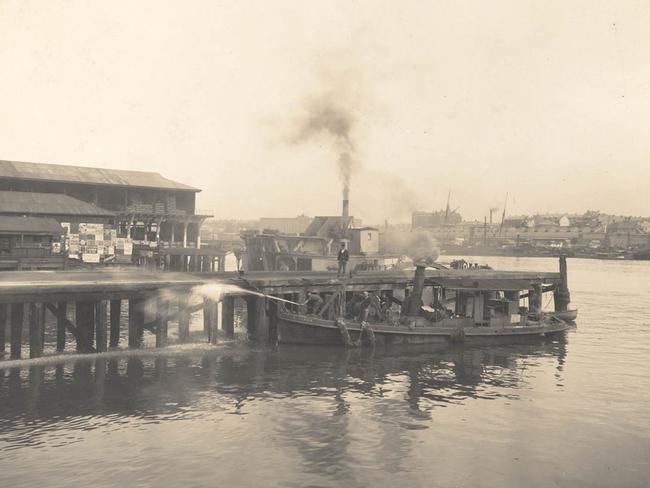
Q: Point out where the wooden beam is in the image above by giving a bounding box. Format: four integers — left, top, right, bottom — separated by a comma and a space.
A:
56, 301, 67, 352
155, 298, 169, 348
178, 294, 190, 342
109, 299, 121, 348
221, 296, 235, 337
10, 303, 24, 359
75, 301, 96, 352
29, 303, 45, 358
317, 293, 338, 318
0, 303, 6, 356
128, 298, 145, 349
95, 301, 108, 353
44, 302, 96, 353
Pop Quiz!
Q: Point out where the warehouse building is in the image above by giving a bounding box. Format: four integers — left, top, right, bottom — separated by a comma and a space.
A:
0, 160, 213, 270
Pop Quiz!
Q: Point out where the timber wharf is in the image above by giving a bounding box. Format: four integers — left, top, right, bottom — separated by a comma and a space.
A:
0, 265, 566, 361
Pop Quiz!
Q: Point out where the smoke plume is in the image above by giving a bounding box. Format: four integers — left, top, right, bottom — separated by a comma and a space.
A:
382, 229, 439, 264
289, 91, 358, 205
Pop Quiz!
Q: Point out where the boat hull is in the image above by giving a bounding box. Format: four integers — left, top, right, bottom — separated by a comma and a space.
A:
277, 312, 569, 347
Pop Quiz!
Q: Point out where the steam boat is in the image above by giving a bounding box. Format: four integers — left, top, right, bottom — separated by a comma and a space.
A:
276, 258, 574, 347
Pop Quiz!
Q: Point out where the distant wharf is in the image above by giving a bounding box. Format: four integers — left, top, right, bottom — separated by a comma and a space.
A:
0, 267, 563, 361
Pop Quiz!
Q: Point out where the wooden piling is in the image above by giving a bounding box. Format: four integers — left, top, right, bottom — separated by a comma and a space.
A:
128, 298, 145, 349
56, 302, 67, 352
109, 299, 121, 348
76, 301, 96, 352
0, 304, 6, 356
28, 303, 45, 358
178, 293, 190, 342
221, 296, 235, 337
10, 303, 24, 359
209, 300, 218, 344
155, 298, 169, 348
95, 301, 108, 353
246, 296, 268, 342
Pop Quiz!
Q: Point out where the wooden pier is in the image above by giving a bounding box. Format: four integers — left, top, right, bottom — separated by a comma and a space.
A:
0, 264, 566, 360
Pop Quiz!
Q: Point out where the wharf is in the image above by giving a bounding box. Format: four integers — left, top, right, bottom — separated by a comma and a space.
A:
0, 267, 563, 362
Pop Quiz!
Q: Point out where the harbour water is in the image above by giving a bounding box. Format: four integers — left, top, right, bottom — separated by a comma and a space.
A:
1, 257, 649, 487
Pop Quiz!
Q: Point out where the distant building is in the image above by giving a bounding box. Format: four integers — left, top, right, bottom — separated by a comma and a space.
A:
605, 221, 650, 249
258, 215, 313, 235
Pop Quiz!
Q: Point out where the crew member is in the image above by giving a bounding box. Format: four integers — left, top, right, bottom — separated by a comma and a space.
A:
303, 291, 324, 315
337, 242, 349, 276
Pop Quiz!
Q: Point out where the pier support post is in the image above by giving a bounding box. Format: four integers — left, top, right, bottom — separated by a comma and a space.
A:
56, 302, 67, 352
96, 301, 108, 353
128, 298, 145, 349
76, 301, 96, 352
155, 298, 169, 348
0, 304, 6, 356
178, 294, 190, 342
246, 296, 268, 342
10, 303, 24, 359
203, 299, 218, 344
28, 303, 45, 358
109, 300, 121, 348
221, 296, 235, 337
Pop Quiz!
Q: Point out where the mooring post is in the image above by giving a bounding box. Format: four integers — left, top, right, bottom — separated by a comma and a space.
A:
95, 301, 108, 353
221, 296, 235, 337
178, 293, 190, 342
128, 298, 145, 349
155, 297, 169, 348
10, 303, 24, 359
554, 256, 571, 312
0, 303, 7, 356
76, 301, 96, 352
28, 303, 45, 358
56, 301, 67, 352
109, 299, 121, 348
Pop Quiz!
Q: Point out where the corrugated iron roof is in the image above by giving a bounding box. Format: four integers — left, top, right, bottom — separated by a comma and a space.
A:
0, 191, 114, 217
0, 216, 63, 234
0, 160, 199, 192
428, 277, 539, 291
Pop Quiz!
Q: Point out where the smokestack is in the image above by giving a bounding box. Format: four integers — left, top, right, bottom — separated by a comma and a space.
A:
406, 264, 426, 315
342, 188, 349, 219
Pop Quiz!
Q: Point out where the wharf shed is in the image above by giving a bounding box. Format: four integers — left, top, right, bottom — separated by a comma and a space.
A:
0, 160, 215, 270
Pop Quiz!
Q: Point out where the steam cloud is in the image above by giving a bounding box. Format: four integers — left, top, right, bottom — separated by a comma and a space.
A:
382, 229, 439, 264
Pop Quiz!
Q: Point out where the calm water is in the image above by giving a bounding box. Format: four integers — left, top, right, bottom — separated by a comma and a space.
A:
1, 257, 649, 488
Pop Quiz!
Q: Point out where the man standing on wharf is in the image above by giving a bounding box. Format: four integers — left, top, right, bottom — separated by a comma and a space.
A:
337, 242, 349, 276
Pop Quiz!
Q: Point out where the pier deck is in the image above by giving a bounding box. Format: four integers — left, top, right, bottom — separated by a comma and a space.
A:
0, 267, 563, 360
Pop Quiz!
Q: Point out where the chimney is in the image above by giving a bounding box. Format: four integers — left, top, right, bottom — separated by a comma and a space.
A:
406, 264, 426, 315
342, 189, 349, 219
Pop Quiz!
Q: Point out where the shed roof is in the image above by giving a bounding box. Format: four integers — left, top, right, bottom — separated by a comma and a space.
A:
0, 216, 63, 235
0, 191, 114, 217
0, 160, 199, 192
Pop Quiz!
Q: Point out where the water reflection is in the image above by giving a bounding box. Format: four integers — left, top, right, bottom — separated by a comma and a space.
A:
0, 337, 568, 452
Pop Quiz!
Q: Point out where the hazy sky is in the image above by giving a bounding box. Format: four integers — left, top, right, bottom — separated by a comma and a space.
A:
1, 1, 649, 223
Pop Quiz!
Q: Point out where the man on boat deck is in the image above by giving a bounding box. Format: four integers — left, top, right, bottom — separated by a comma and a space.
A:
337, 242, 349, 276
304, 291, 324, 315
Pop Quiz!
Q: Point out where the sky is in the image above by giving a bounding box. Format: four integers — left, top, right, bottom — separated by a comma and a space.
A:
1, 0, 649, 223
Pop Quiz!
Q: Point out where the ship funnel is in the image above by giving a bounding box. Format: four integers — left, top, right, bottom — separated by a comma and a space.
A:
406, 263, 426, 315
